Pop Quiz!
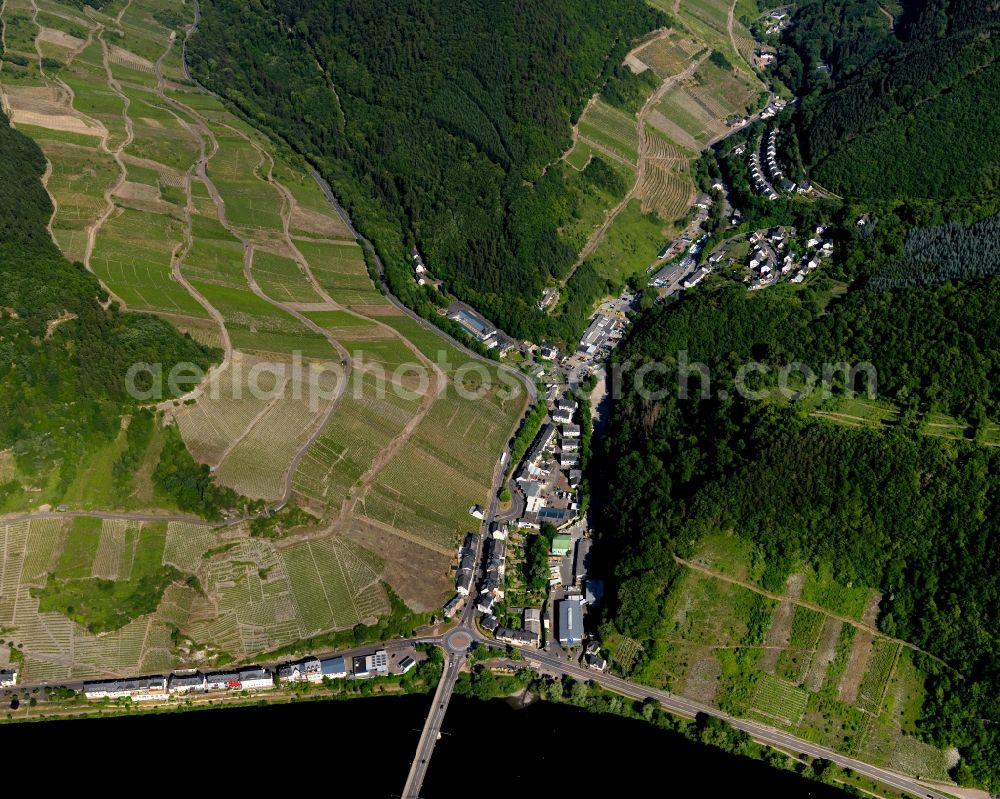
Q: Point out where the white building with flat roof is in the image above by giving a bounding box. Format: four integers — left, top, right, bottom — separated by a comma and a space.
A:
524, 481, 545, 514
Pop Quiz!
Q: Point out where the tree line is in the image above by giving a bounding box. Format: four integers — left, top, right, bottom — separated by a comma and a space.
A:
593, 203, 1000, 788
188, 0, 667, 346
0, 109, 221, 511
776, 0, 1000, 201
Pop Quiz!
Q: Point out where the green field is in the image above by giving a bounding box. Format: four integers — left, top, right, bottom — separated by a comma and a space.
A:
303, 309, 381, 337
294, 239, 385, 306
38, 139, 119, 259
0, 0, 530, 673
752, 673, 809, 726
53, 518, 103, 579
587, 198, 671, 282
252, 249, 324, 303
613, 529, 951, 783
292, 370, 421, 511
92, 207, 210, 317
208, 124, 285, 232
35, 522, 178, 634
559, 154, 638, 251
577, 100, 640, 165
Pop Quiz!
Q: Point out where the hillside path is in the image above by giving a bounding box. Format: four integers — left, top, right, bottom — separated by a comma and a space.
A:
559, 52, 708, 288
675, 555, 957, 671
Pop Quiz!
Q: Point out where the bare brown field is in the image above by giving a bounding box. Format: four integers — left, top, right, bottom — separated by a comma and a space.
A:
683, 654, 722, 703
806, 617, 844, 691
839, 592, 882, 702
344, 519, 452, 613
759, 573, 805, 672
636, 33, 704, 78
5, 85, 104, 136
289, 205, 353, 239
624, 53, 649, 74
113, 180, 161, 203
36, 26, 85, 52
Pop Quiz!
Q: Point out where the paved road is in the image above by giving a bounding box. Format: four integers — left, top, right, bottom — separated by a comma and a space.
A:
401, 642, 468, 798
399, 457, 514, 799
522, 648, 953, 799
24, 12, 958, 799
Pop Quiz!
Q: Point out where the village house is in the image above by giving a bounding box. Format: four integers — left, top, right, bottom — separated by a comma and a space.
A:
587, 653, 609, 672
523, 608, 542, 638
480, 614, 499, 633
477, 593, 497, 615
443, 593, 464, 618
398, 656, 416, 674
168, 672, 206, 694
205, 672, 241, 691
84, 676, 168, 702
238, 668, 275, 691
495, 627, 538, 647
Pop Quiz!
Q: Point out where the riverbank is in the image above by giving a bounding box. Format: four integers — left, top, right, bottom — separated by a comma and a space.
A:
0, 685, 868, 797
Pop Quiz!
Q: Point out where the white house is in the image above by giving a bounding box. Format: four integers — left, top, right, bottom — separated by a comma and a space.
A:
205, 672, 241, 691
552, 408, 573, 424
168, 672, 206, 694
84, 676, 168, 701
398, 656, 416, 674
0, 669, 17, 688
238, 668, 275, 691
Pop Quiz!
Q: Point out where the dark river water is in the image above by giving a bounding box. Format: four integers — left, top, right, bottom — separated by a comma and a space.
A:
2, 693, 850, 796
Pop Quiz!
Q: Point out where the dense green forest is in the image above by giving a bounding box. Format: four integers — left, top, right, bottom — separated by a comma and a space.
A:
0, 109, 218, 502
870, 212, 1000, 288
189, 0, 664, 343
595, 199, 1000, 786
777, 0, 1000, 200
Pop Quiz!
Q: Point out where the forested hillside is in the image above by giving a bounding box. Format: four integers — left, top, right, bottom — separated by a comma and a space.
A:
189, 0, 664, 341
0, 110, 216, 497
595, 204, 1000, 788
780, 0, 1000, 200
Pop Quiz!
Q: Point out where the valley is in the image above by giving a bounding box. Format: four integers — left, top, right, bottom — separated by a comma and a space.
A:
0, 0, 527, 679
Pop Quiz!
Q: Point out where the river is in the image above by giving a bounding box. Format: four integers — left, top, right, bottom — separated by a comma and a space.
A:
1, 693, 852, 796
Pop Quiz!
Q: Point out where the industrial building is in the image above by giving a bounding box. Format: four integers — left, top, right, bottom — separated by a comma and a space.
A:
557, 598, 585, 645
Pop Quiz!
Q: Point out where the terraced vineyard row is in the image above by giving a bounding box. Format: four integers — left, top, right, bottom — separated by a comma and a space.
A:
0, 0, 528, 674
